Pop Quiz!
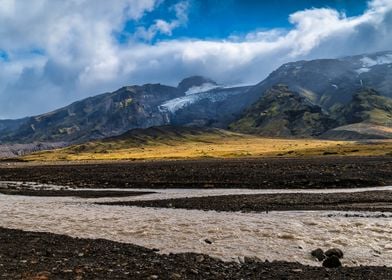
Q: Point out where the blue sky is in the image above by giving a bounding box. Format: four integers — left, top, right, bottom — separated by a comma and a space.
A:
0, 0, 391, 119
124, 0, 368, 42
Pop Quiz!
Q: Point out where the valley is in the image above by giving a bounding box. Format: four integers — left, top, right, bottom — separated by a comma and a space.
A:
3, 1, 392, 278
2, 51, 392, 279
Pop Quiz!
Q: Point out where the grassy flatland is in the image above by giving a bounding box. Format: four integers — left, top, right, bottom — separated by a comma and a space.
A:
21, 126, 392, 162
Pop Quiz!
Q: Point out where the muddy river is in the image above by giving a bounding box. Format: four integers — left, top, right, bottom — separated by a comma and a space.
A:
1, 182, 391, 266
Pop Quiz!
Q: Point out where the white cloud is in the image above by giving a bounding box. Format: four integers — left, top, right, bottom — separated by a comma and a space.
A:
0, 0, 392, 118
135, 0, 189, 40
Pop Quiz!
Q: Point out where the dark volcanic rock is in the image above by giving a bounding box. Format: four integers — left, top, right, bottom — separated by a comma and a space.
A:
325, 248, 344, 259
311, 248, 326, 261
323, 256, 342, 268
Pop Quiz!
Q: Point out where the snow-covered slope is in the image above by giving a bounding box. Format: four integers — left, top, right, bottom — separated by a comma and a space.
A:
185, 83, 220, 95
159, 85, 251, 114
158, 84, 253, 127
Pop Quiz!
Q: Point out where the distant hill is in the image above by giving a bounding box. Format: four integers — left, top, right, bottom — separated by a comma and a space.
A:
230, 85, 392, 139
0, 142, 66, 159
321, 89, 392, 139
22, 125, 392, 161
23, 126, 251, 161
322, 123, 392, 140
59, 125, 241, 156
99, 125, 239, 147
229, 85, 336, 137
333, 88, 392, 126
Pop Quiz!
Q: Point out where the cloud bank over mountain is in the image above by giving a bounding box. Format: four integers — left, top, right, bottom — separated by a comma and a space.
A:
0, 0, 391, 118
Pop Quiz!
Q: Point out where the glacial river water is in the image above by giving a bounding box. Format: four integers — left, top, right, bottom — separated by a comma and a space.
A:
1, 182, 392, 266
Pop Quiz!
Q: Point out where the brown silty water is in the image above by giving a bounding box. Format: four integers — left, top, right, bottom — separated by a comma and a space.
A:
1, 181, 391, 266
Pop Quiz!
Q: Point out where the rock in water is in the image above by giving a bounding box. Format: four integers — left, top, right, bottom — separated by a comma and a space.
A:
322, 255, 342, 268
325, 248, 344, 259
311, 248, 325, 261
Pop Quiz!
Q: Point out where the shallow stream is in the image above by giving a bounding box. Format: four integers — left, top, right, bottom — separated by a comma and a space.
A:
1, 181, 391, 266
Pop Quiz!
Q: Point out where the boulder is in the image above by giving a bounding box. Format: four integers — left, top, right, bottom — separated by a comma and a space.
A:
325, 248, 344, 259
311, 248, 325, 261
322, 255, 342, 268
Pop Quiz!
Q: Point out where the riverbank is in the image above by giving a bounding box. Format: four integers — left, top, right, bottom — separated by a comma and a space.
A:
1, 156, 391, 189
103, 190, 392, 212
1, 228, 391, 280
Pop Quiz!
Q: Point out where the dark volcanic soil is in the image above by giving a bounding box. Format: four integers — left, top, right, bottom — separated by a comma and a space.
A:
103, 191, 392, 212
1, 228, 391, 280
0, 188, 153, 198
0, 156, 392, 189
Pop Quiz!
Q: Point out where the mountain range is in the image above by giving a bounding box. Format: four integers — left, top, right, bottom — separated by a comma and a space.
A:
1, 50, 392, 150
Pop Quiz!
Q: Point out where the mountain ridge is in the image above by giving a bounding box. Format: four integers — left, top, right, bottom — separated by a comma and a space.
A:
1, 50, 392, 144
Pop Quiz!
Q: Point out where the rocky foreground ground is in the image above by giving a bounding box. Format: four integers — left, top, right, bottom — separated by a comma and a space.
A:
1, 157, 392, 279
1, 228, 391, 280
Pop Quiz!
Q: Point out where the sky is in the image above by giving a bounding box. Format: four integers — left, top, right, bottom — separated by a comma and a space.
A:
0, 0, 391, 119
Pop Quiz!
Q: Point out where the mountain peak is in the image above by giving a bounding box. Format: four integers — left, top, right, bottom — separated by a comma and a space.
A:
177, 76, 217, 92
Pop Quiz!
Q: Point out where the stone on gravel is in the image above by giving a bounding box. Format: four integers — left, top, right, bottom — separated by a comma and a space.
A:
244, 256, 262, 263
323, 256, 342, 268
325, 248, 344, 259
311, 248, 326, 261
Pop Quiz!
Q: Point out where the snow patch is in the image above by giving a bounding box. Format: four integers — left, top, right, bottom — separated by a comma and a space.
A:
376, 54, 392, 64
159, 95, 202, 113
185, 83, 220, 95
360, 57, 378, 67
356, 67, 371, 74
159, 87, 248, 114
360, 55, 392, 67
